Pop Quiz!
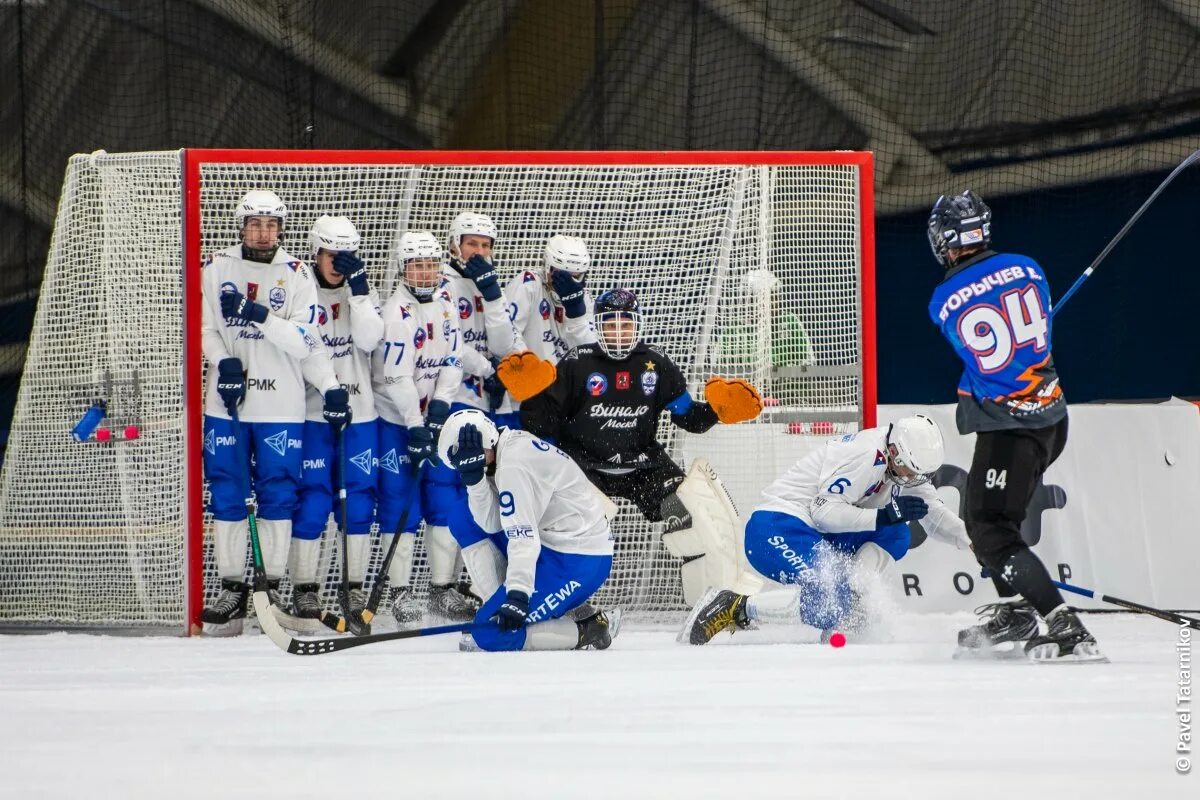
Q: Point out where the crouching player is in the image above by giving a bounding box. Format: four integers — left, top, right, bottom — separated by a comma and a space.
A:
684, 415, 972, 645
438, 409, 619, 651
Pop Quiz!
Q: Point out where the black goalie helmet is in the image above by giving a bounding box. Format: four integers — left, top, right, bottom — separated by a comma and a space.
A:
927, 190, 991, 266
593, 288, 641, 360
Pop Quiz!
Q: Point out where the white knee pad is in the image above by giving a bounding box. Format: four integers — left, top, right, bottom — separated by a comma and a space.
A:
425, 524, 460, 585
213, 519, 249, 581
256, 518, 292, 579
382, 532, 416, 587
460, 539, 506, 601
287, 536, 321, 585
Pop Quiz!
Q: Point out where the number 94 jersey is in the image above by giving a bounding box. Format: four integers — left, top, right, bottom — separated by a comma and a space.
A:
928, 250, 1066, 433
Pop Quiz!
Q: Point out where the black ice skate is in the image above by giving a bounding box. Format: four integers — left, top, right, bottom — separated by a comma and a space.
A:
954, 600, 1040, 660
1025, 608, 1108, 663
575, 608, 622, 650
347, 582, 370, 634
391, 586, 423, 625
201, 579, 249, 636
682, 588, 751, 645
427, 582, 480, 622
290, 583, 322, 619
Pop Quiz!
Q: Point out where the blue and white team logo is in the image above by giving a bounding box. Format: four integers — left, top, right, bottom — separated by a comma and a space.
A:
269, 286, 286, 311
538, 298, 551, 320
350, 448, 374, 475
640, 371, 658, 396
414, 326, 427, 349
587, 372, 608, 396
264, 430, 288, 457
204, 428, 216, 455
379, 448, 400, 475
457, 297, 473, 320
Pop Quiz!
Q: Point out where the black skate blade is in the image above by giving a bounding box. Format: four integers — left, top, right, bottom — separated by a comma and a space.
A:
1027, 641, 1110, 664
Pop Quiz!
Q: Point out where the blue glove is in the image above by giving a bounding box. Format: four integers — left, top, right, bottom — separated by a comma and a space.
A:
550, 270, 587, 318
877, 495, 928, 527
323, 388, 351, 432
483, 357, 506, 411
332, 251, 370, 296
220, 290, 269, 324
493, 590, 530, 632
216, 358, 245, 416
462, 254, 502, 302
425, 399, 451, 439
448, 423, 486, 486
406, 425, 434, 467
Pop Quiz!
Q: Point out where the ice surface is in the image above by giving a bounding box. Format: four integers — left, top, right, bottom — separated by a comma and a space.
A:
0, 614, 1190, 799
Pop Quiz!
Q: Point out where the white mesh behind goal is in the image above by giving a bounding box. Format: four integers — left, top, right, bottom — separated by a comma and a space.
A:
0, 150, 872, 632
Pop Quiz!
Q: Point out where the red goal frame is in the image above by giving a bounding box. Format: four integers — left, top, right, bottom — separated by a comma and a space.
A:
180, 149, 876, 633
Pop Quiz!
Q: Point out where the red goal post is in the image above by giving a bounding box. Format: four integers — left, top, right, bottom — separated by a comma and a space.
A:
1, 149, 875, 633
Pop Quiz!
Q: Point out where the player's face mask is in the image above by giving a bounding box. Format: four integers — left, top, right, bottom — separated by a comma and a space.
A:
596, 312, 639, 360
404, 257, 441, 299
241, 216, 282, 262
885, 444, 932, 488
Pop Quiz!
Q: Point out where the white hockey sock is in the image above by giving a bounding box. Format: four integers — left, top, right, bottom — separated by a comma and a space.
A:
747, 585, 804, 624
213, 519, 249, 581
522, 617, 579, 651
256, 518, 292, 579
425, 524, 460, 586
381, 533, 416, 587
287, 537, 321, 585
345, 534, 370, 584
460, 539, 506, 601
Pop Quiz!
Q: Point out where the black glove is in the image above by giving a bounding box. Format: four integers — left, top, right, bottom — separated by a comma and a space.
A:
493, 590, 530, 632
426, 400, 451, 440
448, 423, 487, 486
877, 495, 929, 527
406, 425, 434, 467
220, 290, 269, 324
323, 388, 351, 432
550, 270, 587, 318
216, 358, 245, 416
462, 254, 502, 302
483, 357, 506, 411
332, 251, 370, 296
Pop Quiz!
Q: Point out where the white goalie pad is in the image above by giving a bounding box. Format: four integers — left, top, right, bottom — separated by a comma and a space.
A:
663, 459, 763, 602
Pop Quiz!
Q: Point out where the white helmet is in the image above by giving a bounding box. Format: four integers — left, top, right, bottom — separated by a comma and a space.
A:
437, 409, 500, 468
397, 230, 443, 299
446, 211, 497, 255
308, 215, 360, 258
235, 190, 288, 227
886, 414, 945, 487
544, 235, 591, 277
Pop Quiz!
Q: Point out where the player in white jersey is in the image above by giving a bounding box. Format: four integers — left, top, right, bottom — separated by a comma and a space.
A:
486, 235, 596, 428
684, 415, 972, 645
439, 410, 619, 651
371, 231, 479, 624
200, 190, 327, 634
288, 216, 384, 622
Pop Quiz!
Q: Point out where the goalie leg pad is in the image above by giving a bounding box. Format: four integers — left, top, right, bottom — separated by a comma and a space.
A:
668, 459, 749, 593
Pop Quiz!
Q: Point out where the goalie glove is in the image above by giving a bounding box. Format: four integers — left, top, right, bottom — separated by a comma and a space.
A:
705, 377, 763, 424
496, 350, 556, 402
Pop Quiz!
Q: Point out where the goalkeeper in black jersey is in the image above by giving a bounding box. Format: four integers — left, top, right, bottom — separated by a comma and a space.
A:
511, 288, 764, 603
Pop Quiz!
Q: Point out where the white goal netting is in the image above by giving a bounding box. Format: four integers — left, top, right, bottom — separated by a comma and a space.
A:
0, 150, 870, 632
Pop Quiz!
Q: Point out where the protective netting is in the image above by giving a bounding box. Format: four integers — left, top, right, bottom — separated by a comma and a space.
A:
0, 151, 868, 630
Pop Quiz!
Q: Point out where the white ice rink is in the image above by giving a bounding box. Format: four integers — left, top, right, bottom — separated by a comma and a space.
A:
0, 613, 1192, 800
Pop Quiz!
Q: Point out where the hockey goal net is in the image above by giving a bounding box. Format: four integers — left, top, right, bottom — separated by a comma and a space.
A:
0, 150, 874, 633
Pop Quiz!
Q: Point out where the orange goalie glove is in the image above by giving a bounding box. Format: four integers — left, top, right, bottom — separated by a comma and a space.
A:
705, 377, 763, 424
496, 350, 557, 402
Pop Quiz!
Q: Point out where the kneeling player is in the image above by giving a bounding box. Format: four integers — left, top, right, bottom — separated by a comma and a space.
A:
684, 415, 971, 645
516, 287, 763, 605
439, 410, 618, 652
